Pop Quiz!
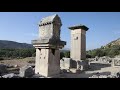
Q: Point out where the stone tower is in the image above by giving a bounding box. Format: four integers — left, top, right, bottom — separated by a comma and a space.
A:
68, 25, 89, 61
68, 25, 89, 71
32, 14, 66, 77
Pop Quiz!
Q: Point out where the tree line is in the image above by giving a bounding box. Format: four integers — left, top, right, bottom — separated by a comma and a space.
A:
86, 45, 120, 58
0, 48, 36, 60
0, 48, 70, 60
1, 45, 119, 60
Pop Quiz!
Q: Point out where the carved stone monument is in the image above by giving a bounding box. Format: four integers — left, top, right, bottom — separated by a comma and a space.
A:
68, 25, 89, 72
68, 25, 89, 60
32, 14, 66, 77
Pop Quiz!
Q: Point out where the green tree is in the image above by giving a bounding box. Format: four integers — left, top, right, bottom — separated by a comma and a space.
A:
64, 51, 70, 58
60, 52, 65, 59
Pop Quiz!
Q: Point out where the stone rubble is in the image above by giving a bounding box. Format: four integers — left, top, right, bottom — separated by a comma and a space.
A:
2, 73, 20, 78
19, 65, 35, 78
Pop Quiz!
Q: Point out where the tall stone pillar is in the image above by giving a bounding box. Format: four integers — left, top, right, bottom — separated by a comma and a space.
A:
32, 14, 66, 77
69, 25, 89, 61
68, 25, 89, 71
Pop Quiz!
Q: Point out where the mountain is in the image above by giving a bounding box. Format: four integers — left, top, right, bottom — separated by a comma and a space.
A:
0, 40, 34, 49
105, 38, 120, 48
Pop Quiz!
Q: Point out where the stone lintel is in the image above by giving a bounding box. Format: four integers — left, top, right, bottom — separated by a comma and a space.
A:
33, 45, 64, 49
68, 24, 89, 31
32, 39, 66, 49
32, 39, 66, 45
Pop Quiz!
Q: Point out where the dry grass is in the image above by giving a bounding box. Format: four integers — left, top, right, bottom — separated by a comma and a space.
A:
0, 57, 35, 68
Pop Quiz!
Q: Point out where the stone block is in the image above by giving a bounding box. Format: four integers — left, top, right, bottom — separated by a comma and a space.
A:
19, 65, 35, 78
112, 58, 120, 67
60, 58, 72, 70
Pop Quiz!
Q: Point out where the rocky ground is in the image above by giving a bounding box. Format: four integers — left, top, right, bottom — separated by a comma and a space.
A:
61, 60, 120, 78
0, 57, 120, 78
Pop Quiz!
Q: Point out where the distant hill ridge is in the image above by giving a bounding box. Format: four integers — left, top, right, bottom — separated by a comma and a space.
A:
0, 40, 70, 50
105, 38, 120, 48
0, 40, 34, 49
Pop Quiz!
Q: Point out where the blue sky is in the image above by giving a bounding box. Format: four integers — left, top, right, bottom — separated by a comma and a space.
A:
0, 12, 120, 50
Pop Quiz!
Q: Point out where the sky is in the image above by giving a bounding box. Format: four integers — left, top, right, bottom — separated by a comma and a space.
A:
0, 12, 120, 50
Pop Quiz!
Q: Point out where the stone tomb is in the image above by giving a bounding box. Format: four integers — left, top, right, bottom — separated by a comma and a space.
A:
32, 14, 66, 77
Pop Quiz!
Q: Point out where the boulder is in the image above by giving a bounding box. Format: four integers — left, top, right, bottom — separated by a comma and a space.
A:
19, 65, 35, 78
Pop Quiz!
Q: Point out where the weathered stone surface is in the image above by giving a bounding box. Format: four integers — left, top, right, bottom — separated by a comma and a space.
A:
38, 14, 62, 41
68, 25, 89, 61
2, 73, 19, 78
32, 14, 66, 77
19, 65, 35, 77
60, 58, 72, 70
0, 64, 8, 75
77, 60, 90, 70
99, 56, 112, 64
112, 58, 120, 66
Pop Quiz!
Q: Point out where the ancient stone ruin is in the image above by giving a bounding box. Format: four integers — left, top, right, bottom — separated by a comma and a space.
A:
32, 14, 90, 77
32, 14, 66, 77
0, 14, 120, 78
61, 25, 89, 73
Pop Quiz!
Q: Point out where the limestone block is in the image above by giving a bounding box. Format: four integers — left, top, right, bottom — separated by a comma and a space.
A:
60, 58, 72, 70
112, 58, 120, 67
19, 65, 35, 77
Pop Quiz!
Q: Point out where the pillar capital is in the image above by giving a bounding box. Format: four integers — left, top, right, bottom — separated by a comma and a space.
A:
68, 24, 89, 31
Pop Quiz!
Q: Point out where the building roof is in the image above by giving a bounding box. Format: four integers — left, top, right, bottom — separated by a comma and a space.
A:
68, 24, 89, 31
39, 14, 61, 26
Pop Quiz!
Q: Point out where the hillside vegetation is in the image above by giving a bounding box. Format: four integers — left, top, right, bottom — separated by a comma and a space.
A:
87, 38, 120, 58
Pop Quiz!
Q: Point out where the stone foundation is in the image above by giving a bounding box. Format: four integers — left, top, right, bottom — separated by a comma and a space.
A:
60, 58, 90, 73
